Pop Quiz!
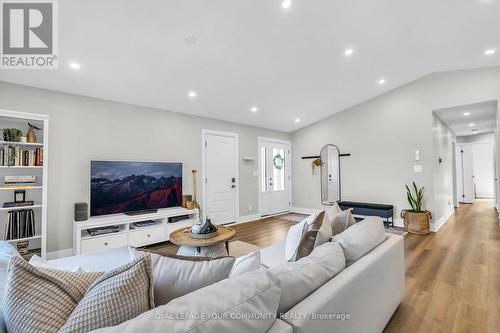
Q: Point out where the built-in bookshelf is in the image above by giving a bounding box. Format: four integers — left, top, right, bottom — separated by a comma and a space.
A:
0, 110, 48, 259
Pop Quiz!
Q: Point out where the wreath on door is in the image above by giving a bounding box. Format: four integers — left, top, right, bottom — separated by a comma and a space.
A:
273, 154, 284, 170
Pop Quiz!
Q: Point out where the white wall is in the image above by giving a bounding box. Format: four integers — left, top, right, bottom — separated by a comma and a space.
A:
432, 115, 455, 222
0, 81, 290, 254
291, 66, 500, 227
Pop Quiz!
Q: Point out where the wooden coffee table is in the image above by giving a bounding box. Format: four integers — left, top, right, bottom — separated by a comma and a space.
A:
169, 226, 236, 255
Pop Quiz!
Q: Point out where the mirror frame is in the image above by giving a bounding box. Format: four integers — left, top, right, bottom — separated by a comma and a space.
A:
320, 144, 341, 205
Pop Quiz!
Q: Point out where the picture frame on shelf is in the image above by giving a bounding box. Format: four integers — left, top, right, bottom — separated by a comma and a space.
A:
14, 190, 26, 203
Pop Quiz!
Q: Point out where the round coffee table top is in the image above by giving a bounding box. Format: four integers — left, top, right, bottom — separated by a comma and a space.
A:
169, 225, 236, 247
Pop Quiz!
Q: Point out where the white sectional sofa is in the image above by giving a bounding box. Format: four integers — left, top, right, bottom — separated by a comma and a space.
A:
0, 229, 404, 333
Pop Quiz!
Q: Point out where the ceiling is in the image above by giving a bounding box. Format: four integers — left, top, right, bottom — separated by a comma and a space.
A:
0, 0, 499, 132
434, 101, 497, 136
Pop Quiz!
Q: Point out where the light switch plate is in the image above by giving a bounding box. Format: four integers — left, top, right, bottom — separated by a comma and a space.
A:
415, 150, 420, 161
414, 165, 423, 173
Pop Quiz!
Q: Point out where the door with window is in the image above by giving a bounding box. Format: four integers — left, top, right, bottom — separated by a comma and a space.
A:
259, 138, 291, 216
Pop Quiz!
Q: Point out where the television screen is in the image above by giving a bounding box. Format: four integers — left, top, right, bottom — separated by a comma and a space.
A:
90, 161, 182, 216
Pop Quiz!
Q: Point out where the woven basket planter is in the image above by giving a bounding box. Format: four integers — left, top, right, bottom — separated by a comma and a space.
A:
401, 210, 431, 235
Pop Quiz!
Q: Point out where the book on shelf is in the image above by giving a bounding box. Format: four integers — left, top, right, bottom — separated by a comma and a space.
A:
0, 145, 43, 167
3, 201, 35, 208
4, 209, 36, 240
4, 175, 36, 186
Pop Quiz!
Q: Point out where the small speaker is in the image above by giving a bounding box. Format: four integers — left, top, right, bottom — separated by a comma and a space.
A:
74, 202, 88, 221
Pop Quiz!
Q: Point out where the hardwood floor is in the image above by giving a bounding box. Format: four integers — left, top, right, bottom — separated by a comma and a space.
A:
384, 200, 500, 333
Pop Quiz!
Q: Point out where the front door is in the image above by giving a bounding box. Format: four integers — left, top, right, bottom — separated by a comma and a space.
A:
259, 138, 291, 216
203, 130, 238, 224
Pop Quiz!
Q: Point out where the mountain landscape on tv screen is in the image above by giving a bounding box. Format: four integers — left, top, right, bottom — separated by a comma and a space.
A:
91, 162, 182, 216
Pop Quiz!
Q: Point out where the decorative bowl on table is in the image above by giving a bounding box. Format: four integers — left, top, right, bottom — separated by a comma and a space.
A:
189, 217, 218, 239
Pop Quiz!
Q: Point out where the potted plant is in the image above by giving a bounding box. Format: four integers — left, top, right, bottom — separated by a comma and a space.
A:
401, 182, 431, 234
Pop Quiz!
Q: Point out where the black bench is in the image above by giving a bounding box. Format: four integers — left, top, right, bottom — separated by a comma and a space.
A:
338, 201, 394, 228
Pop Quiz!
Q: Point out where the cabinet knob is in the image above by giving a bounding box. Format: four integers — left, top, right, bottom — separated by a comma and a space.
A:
104, 242, 108, 246
147, 234, 151, 237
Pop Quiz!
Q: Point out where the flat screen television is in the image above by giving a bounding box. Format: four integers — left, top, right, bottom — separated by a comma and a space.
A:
90, 161, 182, 217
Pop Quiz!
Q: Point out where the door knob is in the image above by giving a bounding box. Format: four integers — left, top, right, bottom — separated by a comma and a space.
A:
231, 185, 236, 188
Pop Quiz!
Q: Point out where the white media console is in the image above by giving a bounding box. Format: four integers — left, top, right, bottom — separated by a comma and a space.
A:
73, 207, 198, 255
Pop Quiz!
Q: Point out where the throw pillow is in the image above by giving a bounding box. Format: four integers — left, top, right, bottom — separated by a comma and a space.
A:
129, 247, 235, 305
284, 212, 320, 261
314, 209, 356, 248
295, 211, 325, 260
270, 241, 346, 314
3, 256, 103, 333
91, 269, 281, 333
59, 253, 154, 332
332, 216, 386, 266
229, 251, 261, 277
0, 241, 20, 333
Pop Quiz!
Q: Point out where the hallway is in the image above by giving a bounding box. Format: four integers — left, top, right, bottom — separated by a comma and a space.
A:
385, 200, 500, 332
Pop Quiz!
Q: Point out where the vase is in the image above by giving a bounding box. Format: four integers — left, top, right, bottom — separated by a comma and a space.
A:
27, 127, 36, 143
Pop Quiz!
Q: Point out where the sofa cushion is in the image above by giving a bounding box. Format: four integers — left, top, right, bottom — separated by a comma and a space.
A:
49, 246, 131, 272
260, 240, 287, 268
3, 256, 103, 333
314, 208, 356, 248
0, 241, 19, 333
59, 253, 154, 333
332, 216, 386, 266
30, 255, 86, 272
229, 251, 261, 277
129, 247, 235, 305
270, 242, 346, 314
92, 269, 281, 333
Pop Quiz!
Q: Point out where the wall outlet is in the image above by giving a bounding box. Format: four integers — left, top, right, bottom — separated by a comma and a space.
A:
414, 165, 423, 173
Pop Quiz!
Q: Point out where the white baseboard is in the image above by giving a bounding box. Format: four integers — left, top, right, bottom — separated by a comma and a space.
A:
430, 206, 454, 232
46, 248, 73, 260
236, 213, 261, 224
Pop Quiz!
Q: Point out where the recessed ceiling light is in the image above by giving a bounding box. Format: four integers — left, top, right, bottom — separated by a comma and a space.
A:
69, 62, 81, 70
188, 91, 197, 98
282, 0, 292, 9
484, 49, 496, 55
251, 106, 258, 113
377, 78, 386, 85
294, 118, 301, 123
344, 48, 354, 57
469, 123, 475, 127
463, 112, 471, 116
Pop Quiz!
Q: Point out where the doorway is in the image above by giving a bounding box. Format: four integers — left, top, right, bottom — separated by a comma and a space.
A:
202, 129, 239, 225
258, 137, 292, 217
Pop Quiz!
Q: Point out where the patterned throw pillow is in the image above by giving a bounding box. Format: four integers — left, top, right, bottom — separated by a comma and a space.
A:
3, 256, 103, 333
4, 253, 154, 333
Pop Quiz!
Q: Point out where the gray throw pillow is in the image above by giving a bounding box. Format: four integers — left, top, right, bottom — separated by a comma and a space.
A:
314, 209, 356, 248
270, 242, 346, 314
332, 216, 386, 266
129, 247, 235, 305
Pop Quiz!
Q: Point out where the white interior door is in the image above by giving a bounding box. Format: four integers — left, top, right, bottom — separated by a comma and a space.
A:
472, 141, 494, 199
203, 130, 238, 224
457, 143, 474, 203
259, 138, 291, 216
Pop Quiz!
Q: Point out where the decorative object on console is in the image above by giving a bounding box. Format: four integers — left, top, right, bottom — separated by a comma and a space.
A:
401, 181, 431, 234
74, 202, 88, 221
26, 122, 41, 143
185, 200, 194, 210
191, 169, 200, 214
14, 190, 25, 203
2, 128, 22, 142
181, 194, 192, 208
